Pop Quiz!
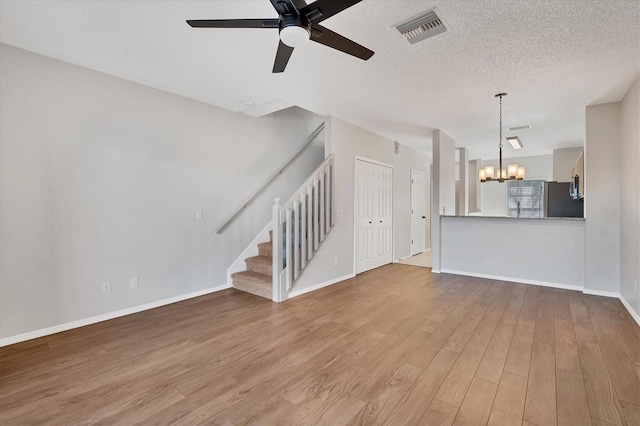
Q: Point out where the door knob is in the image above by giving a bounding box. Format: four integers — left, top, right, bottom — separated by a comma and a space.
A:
422, 216, 426, 219
379, 220, 383, 223
368, 221, 372, 224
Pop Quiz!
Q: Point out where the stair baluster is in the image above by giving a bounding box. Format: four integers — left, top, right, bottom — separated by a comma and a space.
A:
271, 154, 335, 302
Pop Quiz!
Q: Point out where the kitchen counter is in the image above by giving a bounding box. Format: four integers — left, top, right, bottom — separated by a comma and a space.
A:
441, 215, 585, 221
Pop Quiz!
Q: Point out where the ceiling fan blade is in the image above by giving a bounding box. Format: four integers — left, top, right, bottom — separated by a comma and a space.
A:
273, 41, 295, 73
310, 25, 374, 60
187, 19, 279, 28
302, 0, 362, 23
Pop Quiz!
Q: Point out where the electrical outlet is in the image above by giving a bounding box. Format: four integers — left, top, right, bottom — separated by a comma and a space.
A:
102, 282, 111, 294
334, 256, 339, 266
196, 210, 204, 220
478, 253, 483, 261
130, 276, 139, 289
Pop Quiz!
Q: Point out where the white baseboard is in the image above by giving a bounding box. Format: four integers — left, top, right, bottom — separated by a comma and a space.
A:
0, 284, 231, 347
582, 289, 620, 298
618, 294, 640, 327
289, 273, 355, 298
440, 269, 584, 292
431, 269, 441, 274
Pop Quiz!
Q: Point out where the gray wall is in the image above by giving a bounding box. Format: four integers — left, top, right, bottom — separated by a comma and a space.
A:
584, 102, 621, 295
553, 147, 583, 182
0, 44, 324, 340
441, 217, 585, 288
619, 77, 640, 315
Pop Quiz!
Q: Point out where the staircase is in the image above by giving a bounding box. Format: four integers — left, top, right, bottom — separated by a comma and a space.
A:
228, 154, 335, 302
231, 233, 273, 299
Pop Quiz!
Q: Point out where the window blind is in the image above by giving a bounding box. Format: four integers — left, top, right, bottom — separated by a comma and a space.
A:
507, 180, 544, 218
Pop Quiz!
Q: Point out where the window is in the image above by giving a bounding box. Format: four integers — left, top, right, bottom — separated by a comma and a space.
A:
507, 180, 544, 218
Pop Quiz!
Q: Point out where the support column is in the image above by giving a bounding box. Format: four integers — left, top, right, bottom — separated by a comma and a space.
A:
431, 129, 456, 273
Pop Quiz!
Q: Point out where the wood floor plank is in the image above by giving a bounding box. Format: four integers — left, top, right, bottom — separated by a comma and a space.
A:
435, 286, 513, 408
407, 313, 465, 369
577, 341, 626, 425
524, 342, 557, 426
313, 393, 366, 426
419, 399, 459, 426
475, 321, 515, 383
351, 329, 429, 400
348, 363, 422, 425
2, 265, 638, 425
435, 351, 483, 408
620, 401, 640, 426
554, 319, 582, 374
385, 348, 458, 425
504, 317, 535, 378
556, 367, 592, 426
586, 296, 640, 406
487, 371, 527, 426
443, 303, 490, 353
452, 377, 498, 426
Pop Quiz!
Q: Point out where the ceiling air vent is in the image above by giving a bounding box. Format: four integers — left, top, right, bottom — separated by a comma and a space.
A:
395, 9, 448, 44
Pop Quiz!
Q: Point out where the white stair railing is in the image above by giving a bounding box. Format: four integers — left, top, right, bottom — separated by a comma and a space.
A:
272, 154, 335, 302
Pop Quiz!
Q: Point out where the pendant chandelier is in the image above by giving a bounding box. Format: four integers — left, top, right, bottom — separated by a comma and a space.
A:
479, 93, 526, 183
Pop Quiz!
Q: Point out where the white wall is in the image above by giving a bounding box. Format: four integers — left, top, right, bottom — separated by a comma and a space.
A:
293, 117, 430, 292
584, 102, 621, 294
553, 146, 583, 182
619, 77, 640, 315
0, 45, 324, 340
480, 154, 553, 216
441, 217, 586, 289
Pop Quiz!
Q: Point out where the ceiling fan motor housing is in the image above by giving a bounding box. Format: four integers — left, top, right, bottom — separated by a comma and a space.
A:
279, 16, 311, 47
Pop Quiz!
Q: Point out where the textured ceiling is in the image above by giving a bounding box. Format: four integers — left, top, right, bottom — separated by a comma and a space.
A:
1, 0, 638, 159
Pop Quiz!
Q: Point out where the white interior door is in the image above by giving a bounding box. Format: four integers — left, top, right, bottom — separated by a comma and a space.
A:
356, 159, 393, 274
411, 169, 426, 255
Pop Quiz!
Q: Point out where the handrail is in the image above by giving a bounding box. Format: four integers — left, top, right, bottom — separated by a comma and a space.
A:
215, 122, 325, 234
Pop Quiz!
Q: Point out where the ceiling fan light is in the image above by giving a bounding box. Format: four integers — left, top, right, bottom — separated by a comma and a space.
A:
507, 136, 523, 149
280, 25, 310, 48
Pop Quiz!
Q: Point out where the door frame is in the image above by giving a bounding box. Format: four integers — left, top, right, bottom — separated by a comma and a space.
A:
353, 156, 395, 275
410, 168, 427, 256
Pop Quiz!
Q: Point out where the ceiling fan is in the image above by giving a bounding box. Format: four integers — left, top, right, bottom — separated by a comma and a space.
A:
187, 0, 374, 73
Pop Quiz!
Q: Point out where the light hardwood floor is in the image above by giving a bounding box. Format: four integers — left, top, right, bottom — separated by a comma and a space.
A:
1, 264, 639, 425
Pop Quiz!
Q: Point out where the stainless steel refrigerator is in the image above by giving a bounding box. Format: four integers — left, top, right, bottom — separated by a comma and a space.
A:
544, 181, 584, 218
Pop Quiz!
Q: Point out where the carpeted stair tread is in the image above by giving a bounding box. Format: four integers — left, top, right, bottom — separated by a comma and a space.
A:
232, 271, 271, 299
245, 255, 272, 275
